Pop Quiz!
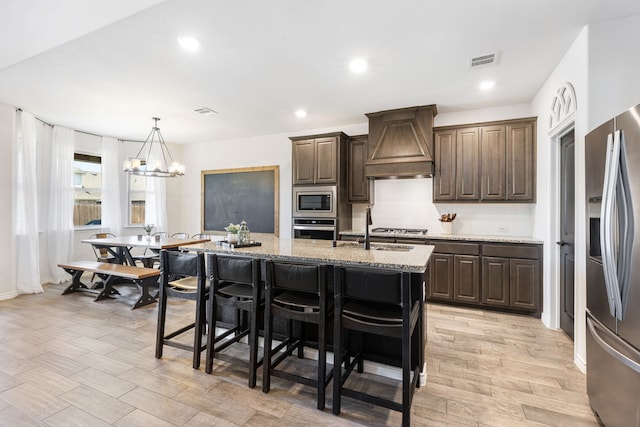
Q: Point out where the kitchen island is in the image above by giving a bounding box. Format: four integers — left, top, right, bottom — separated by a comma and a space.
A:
186, 235, 434, 382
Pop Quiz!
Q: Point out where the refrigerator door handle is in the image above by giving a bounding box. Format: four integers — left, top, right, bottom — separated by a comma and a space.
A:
600, 133, 618, 317
587, 317, 640, 374
615, 130, 634, 320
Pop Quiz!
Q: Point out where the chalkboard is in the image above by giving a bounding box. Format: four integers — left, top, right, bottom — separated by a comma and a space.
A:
202, 166, 279, 235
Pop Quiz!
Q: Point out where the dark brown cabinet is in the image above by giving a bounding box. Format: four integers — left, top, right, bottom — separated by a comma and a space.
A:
481, 243, 541, 313
428, 253, 454, 300
428, 240, 542, 316
433, 118, 536, 202
347, 134, 372, 203
427, 241, 480, 304
291, 133, 347, 185
454, 255, 480, 302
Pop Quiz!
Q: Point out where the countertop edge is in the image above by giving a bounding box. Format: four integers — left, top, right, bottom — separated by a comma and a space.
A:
339, 230, 543, 244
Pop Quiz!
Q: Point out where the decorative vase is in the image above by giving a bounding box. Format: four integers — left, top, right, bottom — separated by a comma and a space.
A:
227, 233, 238, 243
237, 220, 250, 245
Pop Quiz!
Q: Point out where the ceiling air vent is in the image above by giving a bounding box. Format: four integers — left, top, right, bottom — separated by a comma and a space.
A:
470, 53, 497, 68
193, 107, 218, 116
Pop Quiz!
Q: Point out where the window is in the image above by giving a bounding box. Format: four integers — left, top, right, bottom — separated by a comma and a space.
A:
129, 174, 146, 225
73, 153, 102, 226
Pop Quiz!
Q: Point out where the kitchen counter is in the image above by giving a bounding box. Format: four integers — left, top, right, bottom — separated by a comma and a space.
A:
187, 234, 434, 273
339, 229, 543, 244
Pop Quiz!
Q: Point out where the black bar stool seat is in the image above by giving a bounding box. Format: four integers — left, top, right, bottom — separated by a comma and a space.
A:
262, 260, 332, 410
205, 254, 263, 388
333, 266, 421, 427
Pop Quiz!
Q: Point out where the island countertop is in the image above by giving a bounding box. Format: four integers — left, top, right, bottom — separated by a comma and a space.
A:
186, 235, 434, 273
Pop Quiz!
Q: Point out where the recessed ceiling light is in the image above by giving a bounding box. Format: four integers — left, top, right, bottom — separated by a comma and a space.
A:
295, 109, 307, 118
479, 80, 495, 91
177, 36, 200, 52
349, 58, 368, 73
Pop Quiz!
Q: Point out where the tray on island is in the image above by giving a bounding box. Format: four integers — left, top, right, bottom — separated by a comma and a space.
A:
219, 241, 262, 248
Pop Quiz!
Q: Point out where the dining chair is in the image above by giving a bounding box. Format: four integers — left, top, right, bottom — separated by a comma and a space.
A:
88, 232, 116, 282
332, 266, 421, 427
155, 249, 208, 369
171, 232, 189, 239
192, 233, 213, 241
134, 232, 169, 268
204, 253, 263, 388
262, 260, 332, 410
89, 232, 117, 263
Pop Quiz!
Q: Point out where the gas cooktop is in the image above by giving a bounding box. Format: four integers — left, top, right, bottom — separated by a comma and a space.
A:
371, 227, 428, 236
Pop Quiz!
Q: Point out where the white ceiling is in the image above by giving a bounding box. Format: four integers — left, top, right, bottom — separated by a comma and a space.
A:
1, 0, 639, 144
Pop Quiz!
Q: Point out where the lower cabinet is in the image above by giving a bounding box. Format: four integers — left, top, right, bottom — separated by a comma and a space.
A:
428, 242, 480, 304
429, 240, 542, 316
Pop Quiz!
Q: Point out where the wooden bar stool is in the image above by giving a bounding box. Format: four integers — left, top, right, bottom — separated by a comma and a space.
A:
262, 260, 332, 410
155, 250, 208, 369
204, 253, 263, 388
332, 266, 421, 427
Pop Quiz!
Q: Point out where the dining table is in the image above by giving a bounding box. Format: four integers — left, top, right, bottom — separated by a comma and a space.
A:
81, 235, 211, 266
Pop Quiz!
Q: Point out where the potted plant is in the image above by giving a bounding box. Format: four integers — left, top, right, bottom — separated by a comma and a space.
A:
225, 222, 240, 243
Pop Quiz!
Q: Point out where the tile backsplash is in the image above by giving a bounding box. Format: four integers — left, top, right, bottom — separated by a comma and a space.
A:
351, 178, 534, 236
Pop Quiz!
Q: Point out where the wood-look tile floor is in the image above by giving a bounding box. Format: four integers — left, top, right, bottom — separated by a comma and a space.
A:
0, 282, 600, 426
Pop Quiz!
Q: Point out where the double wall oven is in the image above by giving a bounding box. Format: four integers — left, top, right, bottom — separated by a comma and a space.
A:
292, 185, 338, 240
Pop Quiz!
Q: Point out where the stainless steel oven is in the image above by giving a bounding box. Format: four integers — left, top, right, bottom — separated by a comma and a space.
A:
293, 185, 336, 218
292, 218, 337, 240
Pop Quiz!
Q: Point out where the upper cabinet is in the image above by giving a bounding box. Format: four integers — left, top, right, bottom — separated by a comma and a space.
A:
433, 117, 536, 202
291, 132, 348, 185
365, 105, 437, 178
347, 134, 373, 203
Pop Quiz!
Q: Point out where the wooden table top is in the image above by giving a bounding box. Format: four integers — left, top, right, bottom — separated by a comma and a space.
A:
81, 235, 211, 250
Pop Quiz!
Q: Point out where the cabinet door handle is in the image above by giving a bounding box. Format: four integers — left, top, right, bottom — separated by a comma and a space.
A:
556, 241, 567, 246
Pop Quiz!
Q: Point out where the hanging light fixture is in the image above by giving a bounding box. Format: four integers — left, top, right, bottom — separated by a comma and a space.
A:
123, 117, 185, 177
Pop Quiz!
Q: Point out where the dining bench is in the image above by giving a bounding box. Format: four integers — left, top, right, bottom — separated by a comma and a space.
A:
58, 260, 161, 309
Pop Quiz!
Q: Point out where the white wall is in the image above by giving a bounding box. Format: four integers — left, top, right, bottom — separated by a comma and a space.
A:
0, 105, 16, 299
588, 14, 640, 129
530, 27, 589, 369
173, 122, 369, 237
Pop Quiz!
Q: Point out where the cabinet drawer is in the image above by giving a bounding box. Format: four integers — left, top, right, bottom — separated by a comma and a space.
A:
483, 244, 540, 259
431, 241, 480, 255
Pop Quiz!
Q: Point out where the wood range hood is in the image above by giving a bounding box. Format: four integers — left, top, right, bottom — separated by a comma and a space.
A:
364, 104, 437, 179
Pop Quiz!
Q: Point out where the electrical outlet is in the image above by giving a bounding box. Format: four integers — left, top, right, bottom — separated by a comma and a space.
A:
497, 226, 509, 233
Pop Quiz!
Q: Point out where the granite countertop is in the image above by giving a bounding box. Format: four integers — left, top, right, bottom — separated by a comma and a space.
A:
186, 234, 434, 273
339, 229, 543, 244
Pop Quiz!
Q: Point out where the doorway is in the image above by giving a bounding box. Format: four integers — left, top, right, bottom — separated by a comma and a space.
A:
559, 130, 575, 340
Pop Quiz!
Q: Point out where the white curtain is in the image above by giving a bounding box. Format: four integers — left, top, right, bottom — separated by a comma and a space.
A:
44, 126, 75, 283
14, 111, 42, 294
145, 177, 167, 233
101, 137, 123, 235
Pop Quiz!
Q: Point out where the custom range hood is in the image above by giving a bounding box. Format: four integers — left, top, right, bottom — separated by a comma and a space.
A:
365, 104, 437, 178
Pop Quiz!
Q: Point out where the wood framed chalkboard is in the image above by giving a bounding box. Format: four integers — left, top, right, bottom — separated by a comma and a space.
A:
202, 166, 279, 236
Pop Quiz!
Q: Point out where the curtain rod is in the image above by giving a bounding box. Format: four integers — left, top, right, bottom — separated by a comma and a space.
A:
15, 107, 143, 142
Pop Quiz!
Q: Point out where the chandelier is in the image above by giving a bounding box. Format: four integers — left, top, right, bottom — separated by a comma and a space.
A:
123, 117, 185, 177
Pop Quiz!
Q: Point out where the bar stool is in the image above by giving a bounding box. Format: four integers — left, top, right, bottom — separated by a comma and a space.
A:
155, 250, 208, 369
262, 260, 332, 410
204, 253, 263, 388
332, 266, 421, 427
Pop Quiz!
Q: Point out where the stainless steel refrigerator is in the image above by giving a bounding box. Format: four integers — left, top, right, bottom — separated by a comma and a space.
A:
586, 103, 640, 427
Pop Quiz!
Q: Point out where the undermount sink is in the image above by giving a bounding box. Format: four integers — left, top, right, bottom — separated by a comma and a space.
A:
334, 241, 412, 252
372, 244, 412, 252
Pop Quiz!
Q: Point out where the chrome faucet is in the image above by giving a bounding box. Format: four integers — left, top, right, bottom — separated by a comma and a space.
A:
364, 205, 372, 250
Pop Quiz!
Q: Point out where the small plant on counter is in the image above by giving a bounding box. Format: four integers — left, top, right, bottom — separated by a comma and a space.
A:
225, 223, 241, 234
